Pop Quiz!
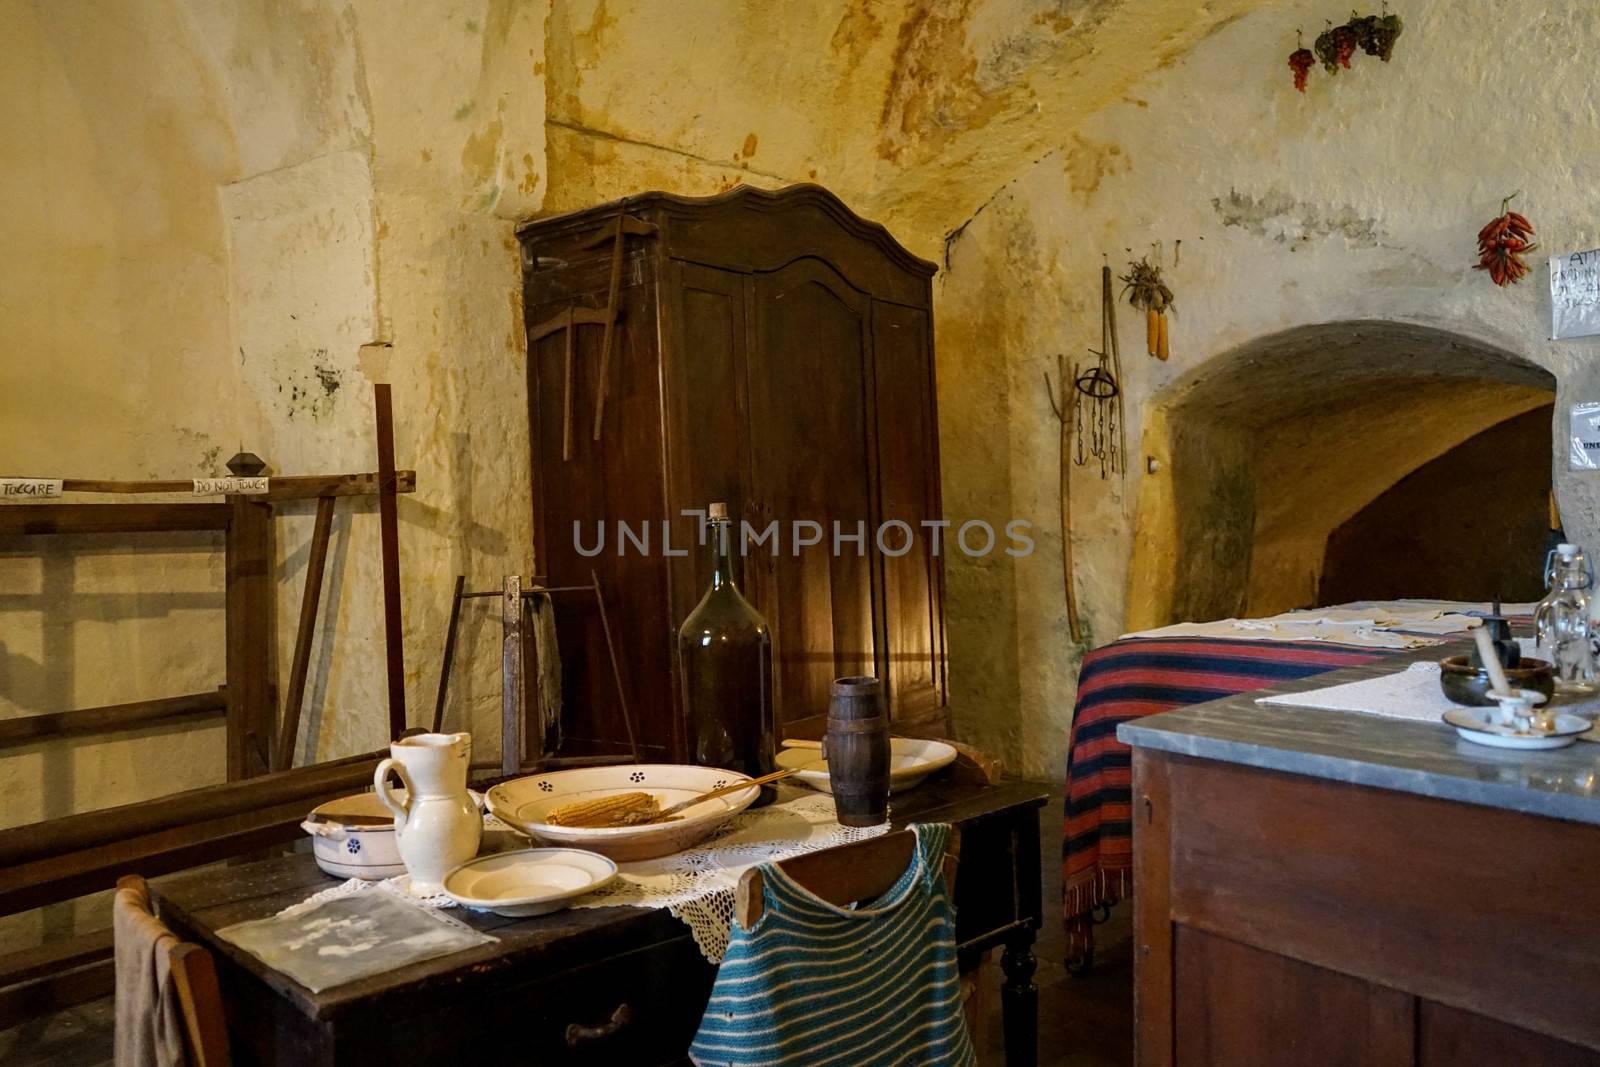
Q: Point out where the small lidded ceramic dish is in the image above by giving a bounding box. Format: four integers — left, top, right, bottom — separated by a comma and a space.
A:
301, 790, 483, 880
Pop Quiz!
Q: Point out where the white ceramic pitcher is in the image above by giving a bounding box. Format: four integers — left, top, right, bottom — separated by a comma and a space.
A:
373, 732, 481, 894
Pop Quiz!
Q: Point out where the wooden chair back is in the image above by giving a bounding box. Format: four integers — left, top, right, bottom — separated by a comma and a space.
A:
734, 827, 960, 930
115, 875, 231, 1067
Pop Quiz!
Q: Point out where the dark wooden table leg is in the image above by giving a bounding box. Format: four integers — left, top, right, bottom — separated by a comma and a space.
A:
1002, 803, 1043, 1066
1002, 929, 1040, 1066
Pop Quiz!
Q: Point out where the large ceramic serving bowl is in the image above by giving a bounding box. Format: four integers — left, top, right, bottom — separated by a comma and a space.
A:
775, 737, 958, 795
486, 764, 758, 862
301, 789, 483, 880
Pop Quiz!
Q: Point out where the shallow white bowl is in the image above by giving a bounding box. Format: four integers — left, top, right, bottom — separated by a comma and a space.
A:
443, 848, 617, 916
487, 764, 758, 862
775, 738, 958, 794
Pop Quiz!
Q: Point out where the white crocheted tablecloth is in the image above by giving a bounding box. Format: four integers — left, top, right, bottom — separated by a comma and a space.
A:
566, 783, 888, 960
285, 783, 886, 963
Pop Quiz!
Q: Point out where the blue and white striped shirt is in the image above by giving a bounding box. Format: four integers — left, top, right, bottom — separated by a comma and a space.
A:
689, 822, 976, 1067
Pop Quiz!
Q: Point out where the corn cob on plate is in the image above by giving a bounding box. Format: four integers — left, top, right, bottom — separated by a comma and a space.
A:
486, 764, 760, 861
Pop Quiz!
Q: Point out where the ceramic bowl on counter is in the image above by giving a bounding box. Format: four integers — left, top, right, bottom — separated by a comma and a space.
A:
1438, 655, 1557, 707
301, 789, 483, 880
487, 764, 757, 862
776, 737, 958, 794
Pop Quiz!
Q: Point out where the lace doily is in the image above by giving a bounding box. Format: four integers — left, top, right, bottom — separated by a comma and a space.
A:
281, 785, 886, 962
278, 871, 460, 915
568, 783, 889, 962
279, 810, 521, 916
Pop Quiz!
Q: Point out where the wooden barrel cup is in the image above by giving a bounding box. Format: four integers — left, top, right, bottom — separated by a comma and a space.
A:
823, 675, 890, 827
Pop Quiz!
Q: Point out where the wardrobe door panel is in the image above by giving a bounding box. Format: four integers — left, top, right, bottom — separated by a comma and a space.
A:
748, 259, 878, 737
526, 259, 672, 760
872, 301, 946, 728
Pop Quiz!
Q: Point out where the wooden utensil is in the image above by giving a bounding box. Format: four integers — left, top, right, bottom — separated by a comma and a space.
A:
644, 767, 798, 823
1473, 625, 1515, 699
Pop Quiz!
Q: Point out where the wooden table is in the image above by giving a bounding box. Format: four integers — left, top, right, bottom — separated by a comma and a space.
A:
1121, 650, 1600, 1066
152, 778, 1049, 1066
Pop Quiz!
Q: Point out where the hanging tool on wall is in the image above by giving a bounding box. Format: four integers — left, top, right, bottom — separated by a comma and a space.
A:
1044, 353, 1082, 642
524, 205, 656, 461
1074, 264, 1126, 480
581, 204, 657, 440
528, 304, 609, 461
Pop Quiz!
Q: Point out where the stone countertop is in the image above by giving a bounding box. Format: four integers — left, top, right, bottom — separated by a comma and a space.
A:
1117, 642, 1600, 826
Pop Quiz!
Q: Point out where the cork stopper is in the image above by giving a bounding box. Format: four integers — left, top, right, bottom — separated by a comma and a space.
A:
708, 502, 728, 520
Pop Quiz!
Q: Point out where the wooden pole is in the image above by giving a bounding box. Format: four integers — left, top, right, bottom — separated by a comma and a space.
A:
0, 471, 415, 499
432, 575, 467, 734
274, 495, 336, 770
0, 690, 227, 751
1046, 360, 1082, 642
373, 384, 406, 740
224, 455, 275, 780
591, 569, 640, 762
0, 750, 386, 869
501, 574, 525, 777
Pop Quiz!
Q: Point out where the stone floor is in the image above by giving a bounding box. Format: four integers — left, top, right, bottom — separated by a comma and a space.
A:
973, 787, 1134, 1067
0, 788, 1134, 1066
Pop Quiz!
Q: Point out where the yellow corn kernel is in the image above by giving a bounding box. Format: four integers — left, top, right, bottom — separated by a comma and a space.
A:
545, 791, 659, 828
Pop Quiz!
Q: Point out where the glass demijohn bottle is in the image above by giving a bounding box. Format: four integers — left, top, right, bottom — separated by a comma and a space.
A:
676, 502, 775, 779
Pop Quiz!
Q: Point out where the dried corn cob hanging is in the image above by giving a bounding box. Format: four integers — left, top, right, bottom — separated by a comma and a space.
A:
545, 791, 660, 827
1120, 255, 1174, 360
1474, 192, 1537, 287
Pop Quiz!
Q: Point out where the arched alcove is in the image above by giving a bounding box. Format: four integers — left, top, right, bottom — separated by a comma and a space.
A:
1126, 321, 1558, 629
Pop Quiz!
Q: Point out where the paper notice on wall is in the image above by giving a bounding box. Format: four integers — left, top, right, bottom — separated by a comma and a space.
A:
1570, 404, 1600, 469
0, 478, 63, 498
1550, 251, 1600, 339
193, 477, 269, 495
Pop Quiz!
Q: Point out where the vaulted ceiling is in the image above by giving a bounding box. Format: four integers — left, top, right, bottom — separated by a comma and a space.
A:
545, 0, 1284, 255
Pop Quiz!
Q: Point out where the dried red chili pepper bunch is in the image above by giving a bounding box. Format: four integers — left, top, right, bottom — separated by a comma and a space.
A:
1314, 20, 1359, 72
1474, 194, 1537, 287
1290, 9, 1402, 91
1288, 45, 1315, 92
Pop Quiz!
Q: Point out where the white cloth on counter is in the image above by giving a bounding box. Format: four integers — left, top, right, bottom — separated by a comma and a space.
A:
1259, 638, 1600, 723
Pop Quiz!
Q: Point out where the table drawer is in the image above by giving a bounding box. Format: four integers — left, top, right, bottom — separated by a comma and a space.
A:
479, 935, 714, 1065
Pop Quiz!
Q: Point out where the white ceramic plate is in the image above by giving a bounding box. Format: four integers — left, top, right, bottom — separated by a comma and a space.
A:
442, 848, 617, 916
1442, 707, 1589, 750
486, 764, 757, 862
776, 738, 958, 794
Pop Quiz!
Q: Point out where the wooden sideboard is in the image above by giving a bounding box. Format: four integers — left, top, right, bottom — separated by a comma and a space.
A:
516, 185, 948, 760
1131, 748, 1600, 1065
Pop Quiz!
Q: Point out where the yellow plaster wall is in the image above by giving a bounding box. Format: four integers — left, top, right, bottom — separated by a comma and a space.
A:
936, 0, 1600, 779
0, 0, 548, 954
0, 0, 243, 950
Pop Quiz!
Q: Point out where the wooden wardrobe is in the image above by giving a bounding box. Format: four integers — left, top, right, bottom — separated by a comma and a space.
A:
517, 185, 947, 761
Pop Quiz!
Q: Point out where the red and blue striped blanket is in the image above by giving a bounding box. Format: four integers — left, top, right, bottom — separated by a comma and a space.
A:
1061, 637, 1396, 955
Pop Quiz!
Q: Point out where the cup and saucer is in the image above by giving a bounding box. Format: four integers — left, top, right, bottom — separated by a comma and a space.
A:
1442, 688, 1590, 750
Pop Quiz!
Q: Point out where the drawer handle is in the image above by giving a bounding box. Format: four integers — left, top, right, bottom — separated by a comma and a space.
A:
565, 1003, 632, 1047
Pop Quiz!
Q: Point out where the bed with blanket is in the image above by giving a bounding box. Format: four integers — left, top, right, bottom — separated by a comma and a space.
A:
1058, 601, 1524, 966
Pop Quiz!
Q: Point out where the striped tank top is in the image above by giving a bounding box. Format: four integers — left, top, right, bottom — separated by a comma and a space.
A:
689, 822, 976, 1067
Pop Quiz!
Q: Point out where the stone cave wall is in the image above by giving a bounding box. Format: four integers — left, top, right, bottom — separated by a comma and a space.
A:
935, 0, 1600, 779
